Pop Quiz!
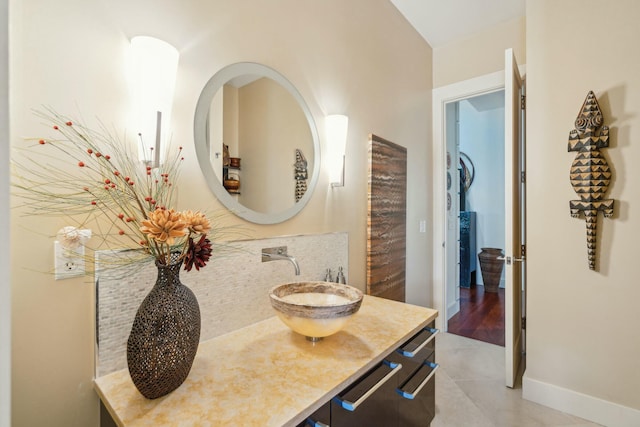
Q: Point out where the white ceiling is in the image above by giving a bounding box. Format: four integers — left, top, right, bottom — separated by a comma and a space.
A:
465, 89, 505, 112
390, 0, 525, 48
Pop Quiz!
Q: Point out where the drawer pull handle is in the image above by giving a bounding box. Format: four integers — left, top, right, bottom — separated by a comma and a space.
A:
398, 327, 439, 358
333, 360, 402, 412
397, 361, 439, 400
305, 419, 329, 427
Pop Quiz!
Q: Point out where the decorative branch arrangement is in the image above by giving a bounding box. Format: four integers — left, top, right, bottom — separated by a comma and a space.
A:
568, 91, 614, 270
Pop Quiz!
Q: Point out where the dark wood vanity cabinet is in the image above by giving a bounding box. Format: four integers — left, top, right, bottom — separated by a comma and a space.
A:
299, 322, 438, 427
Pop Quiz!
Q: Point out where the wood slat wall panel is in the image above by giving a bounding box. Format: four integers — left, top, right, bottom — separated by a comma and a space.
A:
367, 134, 407, 302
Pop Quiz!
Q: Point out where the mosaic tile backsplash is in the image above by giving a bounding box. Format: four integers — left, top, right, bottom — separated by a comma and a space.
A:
95, 232, 348, 377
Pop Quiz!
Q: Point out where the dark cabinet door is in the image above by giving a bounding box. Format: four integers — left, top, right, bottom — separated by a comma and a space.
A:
331, 359, 402, 427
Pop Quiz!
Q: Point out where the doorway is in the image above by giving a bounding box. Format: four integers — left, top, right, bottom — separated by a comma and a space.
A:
432, 49, 526, 387
432, 68, 507, 331
445, 91, 506, 347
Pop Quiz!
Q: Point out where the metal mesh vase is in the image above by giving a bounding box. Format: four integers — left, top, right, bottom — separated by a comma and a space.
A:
126, 256, 201, 399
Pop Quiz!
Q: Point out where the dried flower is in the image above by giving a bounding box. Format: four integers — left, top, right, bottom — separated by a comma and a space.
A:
182, 210, 211, 235
184, 235, 212, 272
140, 209, 186, 245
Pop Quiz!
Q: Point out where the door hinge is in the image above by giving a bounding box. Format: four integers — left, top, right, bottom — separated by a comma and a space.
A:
520, 95, 526, 110
521, 244, 526, 257
521, 171, 526, 183
522, 316, 526, 330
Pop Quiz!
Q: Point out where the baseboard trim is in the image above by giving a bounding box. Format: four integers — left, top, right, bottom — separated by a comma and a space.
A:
523, 374, 640, 427
447, 300, 459, 320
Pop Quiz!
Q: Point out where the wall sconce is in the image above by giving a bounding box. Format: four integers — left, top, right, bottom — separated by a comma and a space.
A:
128, 36, 179, 167
325, 114, 349, 187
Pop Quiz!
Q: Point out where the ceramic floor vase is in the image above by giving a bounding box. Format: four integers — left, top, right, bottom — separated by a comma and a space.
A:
478, 248, 504, 293
127, 257, 201, 399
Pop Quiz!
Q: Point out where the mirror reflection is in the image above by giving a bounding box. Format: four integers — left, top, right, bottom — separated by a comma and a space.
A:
194, 63, 320, 224
210, 75, 313, 212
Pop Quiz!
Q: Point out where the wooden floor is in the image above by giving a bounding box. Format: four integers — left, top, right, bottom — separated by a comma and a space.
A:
447, 285, 505, 346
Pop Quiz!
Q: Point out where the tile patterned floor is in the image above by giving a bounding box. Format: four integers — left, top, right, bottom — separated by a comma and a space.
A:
433, 333, 602, 427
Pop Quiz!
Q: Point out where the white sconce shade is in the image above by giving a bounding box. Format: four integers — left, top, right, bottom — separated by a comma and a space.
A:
325, 114, 349, 187
128, 36, 179, 166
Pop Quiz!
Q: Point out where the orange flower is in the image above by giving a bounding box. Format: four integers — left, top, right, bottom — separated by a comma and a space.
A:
182, 210, 211, 235
139, 209, 186, 245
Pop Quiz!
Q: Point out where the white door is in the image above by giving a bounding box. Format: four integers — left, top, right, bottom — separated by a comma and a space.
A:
504, 48, 525, 388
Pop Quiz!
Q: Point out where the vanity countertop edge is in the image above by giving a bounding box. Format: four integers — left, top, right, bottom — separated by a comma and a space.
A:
94, 295, 439, 427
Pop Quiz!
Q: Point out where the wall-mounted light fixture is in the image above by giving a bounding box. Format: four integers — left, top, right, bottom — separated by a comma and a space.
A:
325, 114, 349, 187
128, 36, 179, 167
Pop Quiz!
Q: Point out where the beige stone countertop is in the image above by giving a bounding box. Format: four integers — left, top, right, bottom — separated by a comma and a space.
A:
94, 295, 438, 426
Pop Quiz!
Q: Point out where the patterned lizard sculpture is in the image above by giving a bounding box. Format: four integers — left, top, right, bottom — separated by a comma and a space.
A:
294, 149, 308, 202
568, 91, 614, 270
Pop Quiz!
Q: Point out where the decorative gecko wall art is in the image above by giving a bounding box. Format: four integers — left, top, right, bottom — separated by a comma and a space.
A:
294, 148, 308, 202
568, 91, 614, 270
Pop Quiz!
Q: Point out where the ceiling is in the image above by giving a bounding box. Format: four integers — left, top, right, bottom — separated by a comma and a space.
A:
390, 0, 525, 48
465, 89, 505, 111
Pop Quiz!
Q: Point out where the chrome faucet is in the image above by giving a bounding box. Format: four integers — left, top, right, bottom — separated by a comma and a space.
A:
262, 246, 300, 276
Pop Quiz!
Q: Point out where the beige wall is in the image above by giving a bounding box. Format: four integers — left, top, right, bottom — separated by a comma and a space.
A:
1, 0, 9, 425
9, 0, 432, 425
237, 77, 311, 213
525, 0, 640, 419
433, 16, 525, 88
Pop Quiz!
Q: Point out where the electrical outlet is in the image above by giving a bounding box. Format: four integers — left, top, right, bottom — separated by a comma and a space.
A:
54, 241, 86, 280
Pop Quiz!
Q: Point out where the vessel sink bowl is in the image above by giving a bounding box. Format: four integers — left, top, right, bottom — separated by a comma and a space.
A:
269, 281, 363, 341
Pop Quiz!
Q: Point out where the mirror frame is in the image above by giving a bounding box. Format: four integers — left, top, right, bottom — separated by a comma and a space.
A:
194, 62, 320, 224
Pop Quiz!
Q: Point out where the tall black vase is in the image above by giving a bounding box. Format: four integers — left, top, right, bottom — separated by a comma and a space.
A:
127, 256, 201, 399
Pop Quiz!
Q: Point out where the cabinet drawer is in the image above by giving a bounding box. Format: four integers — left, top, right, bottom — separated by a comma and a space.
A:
398, 325, 437, 359
391, 325, 438, 380
389, 324, 438, 427
397, 352, 437, 426
331, 359, 402, 426
397, 352, 437, 400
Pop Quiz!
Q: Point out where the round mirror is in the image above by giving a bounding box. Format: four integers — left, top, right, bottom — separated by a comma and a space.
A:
194, 63, 320, 224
